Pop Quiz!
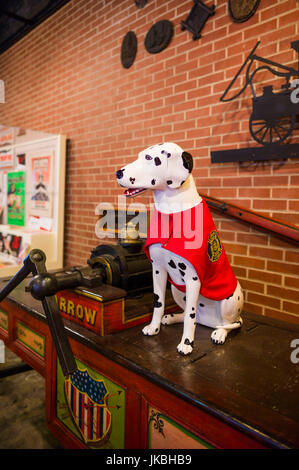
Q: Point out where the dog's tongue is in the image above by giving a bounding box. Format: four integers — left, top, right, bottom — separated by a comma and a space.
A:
124, 187, 146, 197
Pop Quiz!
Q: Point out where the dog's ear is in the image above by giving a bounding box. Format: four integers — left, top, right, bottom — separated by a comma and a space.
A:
182, 151, 193, 173
166, 151, 193, 189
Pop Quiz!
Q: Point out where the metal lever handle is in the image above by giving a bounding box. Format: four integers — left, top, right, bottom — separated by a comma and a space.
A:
0, 249, 77, 377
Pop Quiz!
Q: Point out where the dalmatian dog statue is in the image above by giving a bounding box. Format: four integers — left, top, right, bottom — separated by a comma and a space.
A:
116, 143, 243, 355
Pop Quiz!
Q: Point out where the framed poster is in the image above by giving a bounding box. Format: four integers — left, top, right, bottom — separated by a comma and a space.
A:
7, 171, 25, 226
29, 153, 54, 218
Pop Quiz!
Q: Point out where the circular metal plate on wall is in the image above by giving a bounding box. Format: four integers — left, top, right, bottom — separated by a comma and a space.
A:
228, 0, 260, 23
144, 20, 174, 54
134, 0, 147, 8
121, 31, 137, 69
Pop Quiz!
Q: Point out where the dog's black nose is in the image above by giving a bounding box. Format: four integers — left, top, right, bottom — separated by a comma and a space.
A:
116, 169, 124, 179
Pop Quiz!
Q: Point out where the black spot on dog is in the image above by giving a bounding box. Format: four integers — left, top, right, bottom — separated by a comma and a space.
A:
154, 157, 161, 166
190, 313, 195, 319
167, 180, 173, 185
199, 303, 205, 307
179, 270, 185, 277
181, 278, 185, 283
155, 328, 159, 333
151, 179, 156, 185
238, 296, 240, 300
155, 270, 159, 274
116, 169, 124, 179
168, 259, 176, 269
184, 338, 194, 347
183, 296, 186, 301
145, 154, 153, 160
192, 307, 195, 311
180, 180, 185, 186
178, 262, 186, 270
154, 293, 162, 308
193, 276, 198, 281
129, 177, 135, 184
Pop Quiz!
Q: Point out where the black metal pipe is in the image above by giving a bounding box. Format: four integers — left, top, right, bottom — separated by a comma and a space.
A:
0, 363, 32, 379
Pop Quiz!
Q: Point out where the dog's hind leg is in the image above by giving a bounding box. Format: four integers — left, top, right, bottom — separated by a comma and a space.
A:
211, 319, 243, 345
162, 285, 185, 325
211, 282, 244, 345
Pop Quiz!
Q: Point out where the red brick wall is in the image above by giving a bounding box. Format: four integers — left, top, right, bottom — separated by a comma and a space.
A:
0, 0, 298, 323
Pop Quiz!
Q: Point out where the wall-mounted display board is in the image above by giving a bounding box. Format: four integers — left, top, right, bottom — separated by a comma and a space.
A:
0, 125, 66, 275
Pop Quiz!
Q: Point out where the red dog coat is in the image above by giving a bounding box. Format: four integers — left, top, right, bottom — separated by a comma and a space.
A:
144, 199, 237, 301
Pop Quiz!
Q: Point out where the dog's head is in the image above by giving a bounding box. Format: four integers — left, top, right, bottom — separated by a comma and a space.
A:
116, 142, 193, 197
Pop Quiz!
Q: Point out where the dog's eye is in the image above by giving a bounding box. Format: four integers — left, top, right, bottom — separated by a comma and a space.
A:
145, 155, 153, 160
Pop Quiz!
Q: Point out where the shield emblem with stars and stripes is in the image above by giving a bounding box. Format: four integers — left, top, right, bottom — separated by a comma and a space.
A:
65, 369, 112, 445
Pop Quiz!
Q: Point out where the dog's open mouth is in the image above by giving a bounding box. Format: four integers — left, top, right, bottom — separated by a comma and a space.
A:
124, 188, 147, 197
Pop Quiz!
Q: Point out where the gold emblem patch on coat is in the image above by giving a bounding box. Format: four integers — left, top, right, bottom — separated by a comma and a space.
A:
207, 230, 222, 262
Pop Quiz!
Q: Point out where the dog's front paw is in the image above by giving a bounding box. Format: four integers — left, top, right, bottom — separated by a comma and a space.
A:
142, 324, 160, 336
177, 338, 194, 356
211, 328, 227, 345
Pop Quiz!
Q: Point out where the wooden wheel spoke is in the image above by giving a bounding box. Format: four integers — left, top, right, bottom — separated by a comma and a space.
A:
274, 126, 284, 140
277, 124, 289, 132
260, 126, 270, 142
252, 124, 267, 134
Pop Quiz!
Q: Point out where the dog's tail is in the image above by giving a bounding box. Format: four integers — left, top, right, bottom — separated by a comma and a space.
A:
215, 319, 243, 330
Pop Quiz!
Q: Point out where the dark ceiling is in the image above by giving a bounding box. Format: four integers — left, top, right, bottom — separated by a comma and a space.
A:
0, 0, 70, 55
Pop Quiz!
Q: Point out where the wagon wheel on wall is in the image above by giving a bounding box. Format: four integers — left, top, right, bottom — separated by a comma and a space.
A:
249, 114, 295, 146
